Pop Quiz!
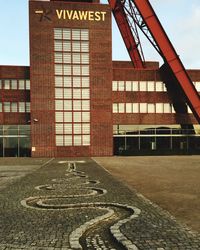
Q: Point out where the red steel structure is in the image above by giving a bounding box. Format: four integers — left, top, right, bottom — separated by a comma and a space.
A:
108, 0, 200, 124
108, 0, 144, 68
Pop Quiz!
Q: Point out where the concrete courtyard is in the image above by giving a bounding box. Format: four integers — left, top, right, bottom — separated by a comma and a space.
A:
95, 156, 200, 234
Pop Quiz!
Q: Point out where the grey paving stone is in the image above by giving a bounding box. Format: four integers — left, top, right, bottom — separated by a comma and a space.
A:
0, 158, 199, 250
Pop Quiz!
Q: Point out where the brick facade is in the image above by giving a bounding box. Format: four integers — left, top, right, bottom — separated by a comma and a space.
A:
29, 0, 112, 157
0, 66, 30, 125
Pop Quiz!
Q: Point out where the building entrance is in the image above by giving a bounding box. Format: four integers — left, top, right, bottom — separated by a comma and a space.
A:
113, 125, 200, 156
0, 125, 31, 157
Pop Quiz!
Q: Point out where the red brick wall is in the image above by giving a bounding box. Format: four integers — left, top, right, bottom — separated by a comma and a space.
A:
112, 65, 199, 126
0, 66, 29, 79
0, 66, 30, 125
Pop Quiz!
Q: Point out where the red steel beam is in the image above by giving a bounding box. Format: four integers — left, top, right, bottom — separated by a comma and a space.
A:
108, 0, 144, 68
133, 0, 200, 123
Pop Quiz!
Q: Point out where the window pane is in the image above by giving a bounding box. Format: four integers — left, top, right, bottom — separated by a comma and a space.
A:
82, 112, 90, 122
118, 103, 125, 113
74, 124, 82, 134
81, 54, 89, 64
147, 81, 154, 91
82, 124, 90, 134
140, 103, 147, 113
73, 65, 81, 75
74, 135, 82, 145
54, 40, 62, 51
72, 41, 81, 52
156, 103, 163, 113
56, 112, 63, 122
63, 53, 71, 63
64, 65, 71, 75
55, 100, 63, 110
81, 42, 89, 52
54, 28, 62, 39
73, 112, 81, 122
55, 64, 63, 75
126, 81, 132, 91
64, 100, 72, 111
64, 88, 72, 99
55, 76, 63, 87
82, 77, 89, 87
163, 103, 171, 113
82, 100, 90, 111
64, 112, 72, 122
73, 77, 81, 87
55, 52, 63, 63
73, 89, 81, 99
4, 80, 10, 89
82, 135, 90, 145
187, 105, 192, 114
19, 102, 25, 112
19, 80, 25, 90
11, 102, 17, 112
118, 81, 124, 91
140, 81, 147, 91
26, 102, 30, 112
172, 105, 176, 113
72, 53, 81, 64
0, 103, 2, 112
148, 103, 155, 113
82, 89, 89, 99
11, 80, 17, 89
156, 82, 163, 92
56, 124, 63, 134
82, 66, 89, 76
55, 88, 63, 99
64, 124, 72, 134
63, 41, 71, 52
126, 103, 132, 113
113, 103, 118, 113
72, 29, 80, 40
4, 102, 11, 112
112, 81, 118, 91
81, 29, 89, 40
63, 29, 71, 40
132, 81, 139, 91
73, 100, 81, 110
56, 135, 63, 146
26, 80, 30, 90
64, 135, 73, 146
133, 103, 139, 113
64, 77, 72, 87
195, 82, 200, 92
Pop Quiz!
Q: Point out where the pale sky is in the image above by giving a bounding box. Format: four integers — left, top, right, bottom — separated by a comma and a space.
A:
0, 0, 200, 69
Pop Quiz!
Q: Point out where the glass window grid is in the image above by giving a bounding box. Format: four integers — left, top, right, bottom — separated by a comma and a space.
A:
112, 81, 167, 92
0, 79, 30, 90
54, 28, 90, 147
0, 102, 30, 113
112, 103, 191, 114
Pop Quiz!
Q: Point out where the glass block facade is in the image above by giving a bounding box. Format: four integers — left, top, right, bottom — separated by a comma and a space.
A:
54, 28, 90, 146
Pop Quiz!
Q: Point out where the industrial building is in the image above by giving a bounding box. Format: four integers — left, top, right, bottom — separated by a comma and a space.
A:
0, 0, 200, 157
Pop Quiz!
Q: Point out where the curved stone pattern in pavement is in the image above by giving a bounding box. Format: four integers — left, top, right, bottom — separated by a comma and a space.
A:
0, 158, 200, 250
21, 162, 141, 250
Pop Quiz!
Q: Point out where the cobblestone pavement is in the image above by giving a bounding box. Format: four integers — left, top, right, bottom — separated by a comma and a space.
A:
0, 158, 199, 250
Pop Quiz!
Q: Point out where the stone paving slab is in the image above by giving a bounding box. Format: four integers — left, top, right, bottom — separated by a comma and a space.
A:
0, 158, 199, 250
